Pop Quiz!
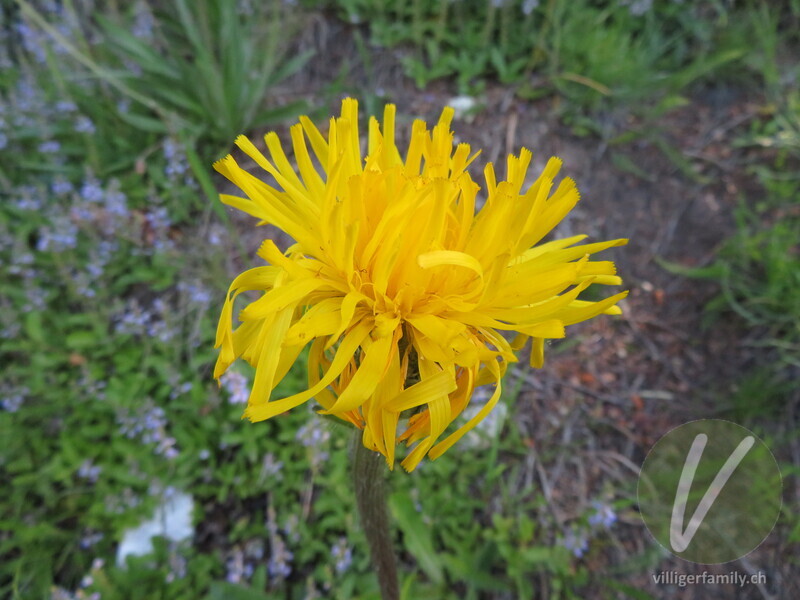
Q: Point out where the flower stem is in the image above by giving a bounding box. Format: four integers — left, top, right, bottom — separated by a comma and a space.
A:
352, 432, 399, 600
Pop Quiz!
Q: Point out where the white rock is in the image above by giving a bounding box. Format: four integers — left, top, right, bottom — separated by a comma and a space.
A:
116, 491, 194, 566
447, 95, 477, 120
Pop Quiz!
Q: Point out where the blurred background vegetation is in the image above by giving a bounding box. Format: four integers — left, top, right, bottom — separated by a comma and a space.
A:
1, 0, 798, 598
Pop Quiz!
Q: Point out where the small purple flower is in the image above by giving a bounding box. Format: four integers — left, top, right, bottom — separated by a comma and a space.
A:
2, 388, 27, 412
260, 452, 283, 481
8, 251, 34, 276
115, 300, 152, 336
56, 100, 77, 113
104, 183, 128, 218
521, 0, 539, 15
296, 419, 331, 448
178, 281, 212, 306
16, 21, 47, 63
225, 548, 246, 584
132, 1, 155, 41
268, 535, 293, 579
38, 140, 60, 153
80, 175, 105, 204
24, 284, 48, 311
621, 0, 653, 16
170, 381, 193, 400
244, 539, 265, 562
86, 256, 105, 279
74, 116, 96, 134
588, 501, 617, 530
221, 371, 249, 405
208, 226, 223, 246
283, 514, 300, 544
77, 459, 102, 483
559, 528, 589, 558
14, 185, 43, 211
166, 549, 187, 582
331, 538, 352, 573
163, 138, 196, 188
117, 401, 179, 460
296, 418, 331, 469
147, 319, 175, 343
50, 587, 74, 600
37, 214, 78, 252
52, 177, 74, 197
80, 532, 104, 549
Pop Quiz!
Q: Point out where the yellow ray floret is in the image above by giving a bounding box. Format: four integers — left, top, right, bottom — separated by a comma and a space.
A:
213, 98, 627, 472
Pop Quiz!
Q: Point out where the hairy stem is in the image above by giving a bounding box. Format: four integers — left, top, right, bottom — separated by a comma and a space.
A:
352, 433, 399, 600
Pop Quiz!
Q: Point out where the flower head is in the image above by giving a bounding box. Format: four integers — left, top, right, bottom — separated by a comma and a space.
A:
214, 99, 627, 471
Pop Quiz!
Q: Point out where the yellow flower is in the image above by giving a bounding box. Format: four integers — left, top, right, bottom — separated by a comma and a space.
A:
213, 98, 627, 472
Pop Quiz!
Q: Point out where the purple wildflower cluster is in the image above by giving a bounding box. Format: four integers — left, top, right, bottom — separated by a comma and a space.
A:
38, 140, 61, 154
15, 1, 76, 64
7, 250, 35, 278
259, 452, 284, 483
50, 557, 104, 600
225, 539, 264, 584
36, 213, 79, 252
163, 138, 197, 189
296, 417, 331, 469
12, 184, 45, 211
164, 543, 188, 583
558, 500, 617, 559
177, 280, 212, 307
79, 531, 104, 550
104, 487, 142, 515
1, 65, 91, 155
521, 0, 539, 15
268, 535, 294, 580
142, 205, 174, 252
117, 401, 179, 460
588, 500, 617, 529
23, 173, 130, 301
148, 481, 178, 501
331, 537, 353, 574
283, 514, 300, 544
4, 75, 47, 132
619, 0, 654, 16
114, 298, 175, 343
77, 459, 102, 484
74, 115, 96, 134
262, 505, 294, 582
50, 587, 100, 600
1, 385, 29, 413
75, 376, 107, 403
220, 370, 249, 405
169, 381, 193, 401
132, 1, 156, 41
560, 528, 590, 558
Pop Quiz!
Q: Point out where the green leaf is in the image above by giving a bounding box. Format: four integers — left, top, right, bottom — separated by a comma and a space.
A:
24, 311, 45, 343
116, 110, 168, 134
65, 331, 97, 350
388, 492, 444, 585
611, 152, 656, 182
207, 582, 272, 600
